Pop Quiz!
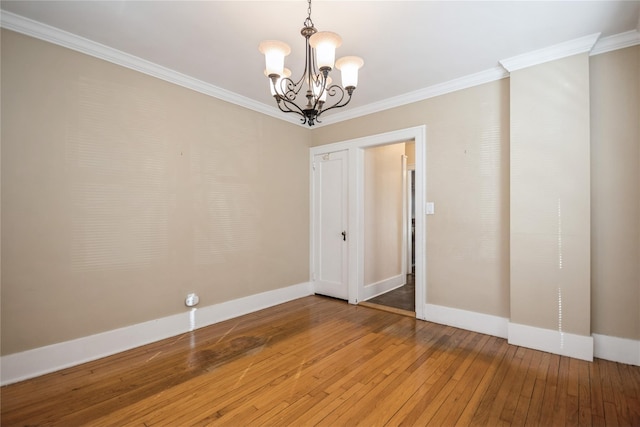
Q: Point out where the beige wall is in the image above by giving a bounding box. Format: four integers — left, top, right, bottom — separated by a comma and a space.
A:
590, 46, 640, 340
405, 142, 415, 165
2, 26, 637, 359
510, 54, 592, 337
313, 79, 511, 318
314, 48, 638, 342
364, 143, 405, 285
1, 30, 311, 355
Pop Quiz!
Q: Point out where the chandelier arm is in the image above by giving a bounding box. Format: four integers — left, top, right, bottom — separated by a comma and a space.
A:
279, 77, 304, 101
278, 79, 309, 120
276, 96, 311, 125
308, 72, 325, 113
300, 25, 324, 113
315, 84, 352, 119
277, 97, 305, 115
290, 49, 309, 89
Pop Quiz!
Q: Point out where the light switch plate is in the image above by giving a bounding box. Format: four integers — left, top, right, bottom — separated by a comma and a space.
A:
426, 202, 435, 215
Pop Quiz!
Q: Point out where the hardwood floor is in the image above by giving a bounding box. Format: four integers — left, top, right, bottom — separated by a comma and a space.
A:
2, 296, 639, 426
367, 274, 415, 312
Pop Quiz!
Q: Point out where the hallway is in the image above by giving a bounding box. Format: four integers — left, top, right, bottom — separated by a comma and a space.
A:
367, 274, 415, 313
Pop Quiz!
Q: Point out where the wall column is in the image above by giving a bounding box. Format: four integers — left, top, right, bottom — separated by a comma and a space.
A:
502, 36, 598, 360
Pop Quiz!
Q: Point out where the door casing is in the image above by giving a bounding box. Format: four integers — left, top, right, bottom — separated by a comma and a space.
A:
309, 125, 427, 320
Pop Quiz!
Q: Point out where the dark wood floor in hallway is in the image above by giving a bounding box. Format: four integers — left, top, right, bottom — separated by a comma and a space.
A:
367, 274, 415, 312
2, 296, 639, 426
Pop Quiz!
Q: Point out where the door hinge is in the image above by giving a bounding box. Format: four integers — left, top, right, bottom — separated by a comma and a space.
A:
312, 161, 316, 171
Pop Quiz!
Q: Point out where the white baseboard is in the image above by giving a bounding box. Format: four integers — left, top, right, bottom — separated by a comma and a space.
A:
0, 282, 313, 386
424, 303, 509, 339
593, 333, 640, 366
361, 273, 406, 301
410, 304, 640, 365
508, 322, 594, 361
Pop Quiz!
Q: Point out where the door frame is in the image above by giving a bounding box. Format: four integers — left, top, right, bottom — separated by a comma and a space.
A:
406, 164, 415, 275
310, 125, 427, 320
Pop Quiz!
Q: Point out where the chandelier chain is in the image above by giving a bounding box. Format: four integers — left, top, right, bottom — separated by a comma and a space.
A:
304, 0, 314, 28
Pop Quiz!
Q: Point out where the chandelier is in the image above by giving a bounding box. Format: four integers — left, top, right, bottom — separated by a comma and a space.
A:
259, 0, 364, 126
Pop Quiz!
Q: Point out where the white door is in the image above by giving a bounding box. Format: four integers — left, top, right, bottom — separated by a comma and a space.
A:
313, 151, 348, 300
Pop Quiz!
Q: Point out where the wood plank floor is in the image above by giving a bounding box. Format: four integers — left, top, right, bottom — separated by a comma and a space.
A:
2, 296, 639, 426
367, 274, 415, 312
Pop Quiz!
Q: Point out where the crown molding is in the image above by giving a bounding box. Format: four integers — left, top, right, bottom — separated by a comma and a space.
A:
0, 10, 302, 127
499, 33, 601, 72
319, 66, 509, 127
3, 10, 638, 129
590, 29, 640, 56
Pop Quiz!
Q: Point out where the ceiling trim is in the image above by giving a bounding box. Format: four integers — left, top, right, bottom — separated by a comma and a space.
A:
2, 10, 638, 129
318, 67, 509, 126
0, 10, 302, 127
499, 33, 601, 72
590, 29, 640, 56
313, 28, 640, 127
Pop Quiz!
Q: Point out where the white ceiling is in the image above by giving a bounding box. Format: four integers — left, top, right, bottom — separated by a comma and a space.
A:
2, 1, 640, 125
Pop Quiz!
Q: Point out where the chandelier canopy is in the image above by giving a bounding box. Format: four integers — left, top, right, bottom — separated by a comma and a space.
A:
259, 0, 364, 126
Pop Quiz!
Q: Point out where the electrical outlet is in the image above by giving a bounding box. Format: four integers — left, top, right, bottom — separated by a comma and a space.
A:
185, 293, 199, 307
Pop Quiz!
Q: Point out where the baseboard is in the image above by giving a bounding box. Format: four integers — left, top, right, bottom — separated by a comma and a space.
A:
361, 273, 406, 301
0, 282, 313, 386
415, 305, 639, 364
508, 322, 594, 361
424, 303, 509, 339
593, 333, 640, 366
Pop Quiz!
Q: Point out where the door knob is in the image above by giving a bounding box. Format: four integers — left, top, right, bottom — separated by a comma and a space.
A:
342, 231, 347, 241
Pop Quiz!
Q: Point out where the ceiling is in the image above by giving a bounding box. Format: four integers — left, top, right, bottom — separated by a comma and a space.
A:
2, 1, 640, 125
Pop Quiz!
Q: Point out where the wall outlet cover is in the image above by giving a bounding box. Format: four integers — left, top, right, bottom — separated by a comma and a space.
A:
185, 293, 199, 307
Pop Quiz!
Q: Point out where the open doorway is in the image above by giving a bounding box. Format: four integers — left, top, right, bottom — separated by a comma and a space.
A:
309, 125, 426, 320
364, 141, 415, 316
